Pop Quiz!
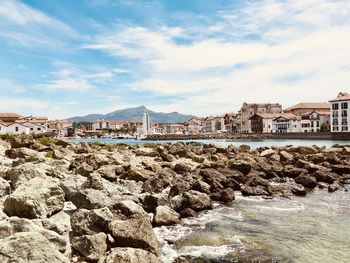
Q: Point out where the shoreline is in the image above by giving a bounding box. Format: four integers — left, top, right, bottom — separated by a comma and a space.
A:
0, 135, 349, 262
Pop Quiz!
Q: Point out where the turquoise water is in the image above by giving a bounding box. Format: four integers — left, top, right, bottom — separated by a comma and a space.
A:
156, 189, 350, 263
66, 138, 350, 149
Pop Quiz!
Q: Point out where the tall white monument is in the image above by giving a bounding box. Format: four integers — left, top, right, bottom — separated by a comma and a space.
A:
142, 109, 151, 135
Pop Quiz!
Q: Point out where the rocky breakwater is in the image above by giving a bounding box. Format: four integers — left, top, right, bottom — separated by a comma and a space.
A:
0, 135, 349, 263
145, 133, 269, 141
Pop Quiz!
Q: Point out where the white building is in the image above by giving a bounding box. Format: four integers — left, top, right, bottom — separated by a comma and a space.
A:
330, 92, 350, 132
204, 116, 225, 133
301, 111, 330, 133
0, 113, 48, 135
0, 121, 30, 134
249, 113, 282, 133
142, 110, 151, 135
272, 114, 301, 133
183, 117, 204, 135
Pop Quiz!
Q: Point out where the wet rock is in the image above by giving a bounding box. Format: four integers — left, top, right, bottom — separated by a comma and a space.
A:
142, 172, 172, 193
241, 185, 269, 196
170, 190, 213, 212
72, 232, 108, 261
153, 205, 180, 226
328, 182, 341, 192
108, 216, 160, 255
218, 188, 235, 202
169, 179, 191, 198
295, 174, 317, 189
192, 180, 211, 194
179, 208, 198, 218
98, 247, 160, 263
313, 170, 337, 184
141, 194, 168, 213
0, 232, 68, 263
4, 177, 65, 219
292, 184, 307, 196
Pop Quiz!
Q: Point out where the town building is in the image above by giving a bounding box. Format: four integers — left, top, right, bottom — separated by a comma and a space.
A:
249, 113, 282, 133
300, 111, 330, 133
183, 117, 204, 135
272, 114, 301, 133
48, 120, 73, 136
203, 116, 225, 133
284, 102, 330, 116
330, 92, 350, 132
0, 113, 49, 135
224, 113, 237, 133
164, 123, 184, 134
239, 103, 282, 133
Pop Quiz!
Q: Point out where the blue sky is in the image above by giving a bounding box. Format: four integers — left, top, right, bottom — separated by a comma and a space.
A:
1, 0, 350, 119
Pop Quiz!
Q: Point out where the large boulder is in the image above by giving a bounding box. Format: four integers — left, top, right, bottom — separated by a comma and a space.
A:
0, 177, 11, 197
229, 160, 252, 175
4, 177, 64, 219
0, 232, 68, 263
295, 174, 317, 189
153, 205, 180, 226
108, 216, 160, 255
170, 190, 213, 212
98, 247, 160, 263
8, 135, 35, 149
72, 233, 108, 261
5, 147, 41, 160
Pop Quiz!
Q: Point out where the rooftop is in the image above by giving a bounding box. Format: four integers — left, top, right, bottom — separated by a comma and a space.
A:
284, 102, 330, 111
329, 92, 350, 102
0, 113, 22, 118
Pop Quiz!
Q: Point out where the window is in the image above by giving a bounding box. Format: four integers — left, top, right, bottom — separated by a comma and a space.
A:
332, 111, 338, 118
37, 128, 41, 131
30, 128, 33, 131
333, 126, 339, 132
341, 110, 348, 117
15, 127, 19, 132
342, 126, 348, 131
341, 102, 348, 109
317, 121, 320, 127
332, 104, 339, 110
342, 118, 348, 125
333, 119, 338, 125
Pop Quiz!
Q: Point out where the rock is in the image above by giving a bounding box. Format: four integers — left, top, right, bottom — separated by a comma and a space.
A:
218, 188, 235, 202
192, 180, 211, 194
0, 232, 68, 263
8, 135, 35, 149
0, 177, 11, 197
169, 179, 191, 198
142, 172, 172, 193
260, 149, 277, 157
98, 247, 160, 263
70, 188, 111, 209
5, 147, 41, 160
229, 160, 252, 175
71, 208, 114, 236
72, 233, 108, 261
241, 185, 269, 196
76, 164, 94, 176
279, 150, 293, 161
96, 165, 118, 181
141, 194, 168, 213
328, 182, 341, 192
60, 175, 87, 201
121, 169, 154, 182
108, 216, 160, 255
179, 208, 198, 218
292, 184, 307, 196
75, 142, 92, 154
5, 162, 48, 189
4, 177, 64, 219
330, 165, 350, 175
170, 190, 213, 212
174, 162, 193, 174
109, 200, 148, 219
313, 170, 337, 184
153, 205, 180, 226
295, 174, 317, 189
281, 165, 307, 178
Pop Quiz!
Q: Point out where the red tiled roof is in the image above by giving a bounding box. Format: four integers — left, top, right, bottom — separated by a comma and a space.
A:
0, 113, 22, 118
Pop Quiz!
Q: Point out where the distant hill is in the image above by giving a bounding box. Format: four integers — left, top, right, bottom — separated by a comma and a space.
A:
68, 106, 195, 123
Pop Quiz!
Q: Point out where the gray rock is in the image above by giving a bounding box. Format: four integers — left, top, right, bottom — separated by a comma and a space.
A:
72, 233, 107, 261
98, 247, 160, 263
0, 177, 10, 197
170, 190, 213, 212
4, 177, 65, 219
153, 205, 180, 226
108, 216, 160, 255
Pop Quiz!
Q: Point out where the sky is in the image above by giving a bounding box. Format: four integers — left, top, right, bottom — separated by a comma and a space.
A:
1, 0, 350, 119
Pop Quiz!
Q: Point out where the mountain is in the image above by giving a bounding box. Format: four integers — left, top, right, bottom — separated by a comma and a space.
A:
68, 106, 195, 123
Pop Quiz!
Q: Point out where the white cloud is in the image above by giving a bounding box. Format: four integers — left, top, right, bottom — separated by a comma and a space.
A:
82, 0, 350, 115
0, 0, 77, 48
0, 97, 49, 111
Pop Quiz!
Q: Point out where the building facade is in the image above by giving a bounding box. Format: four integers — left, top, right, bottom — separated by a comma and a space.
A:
0, 113, 48, 135
272, 114, 301, 133
330, 92, 350, 132
284, 102, 330, 116
249, 113, 281, 133
239, 103, 282, 133
301, 111, 330, 133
